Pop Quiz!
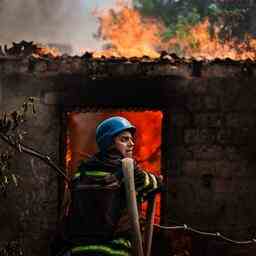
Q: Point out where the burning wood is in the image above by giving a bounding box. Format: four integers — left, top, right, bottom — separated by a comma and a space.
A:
1, 41, 61, 58
34, 44, 61, 58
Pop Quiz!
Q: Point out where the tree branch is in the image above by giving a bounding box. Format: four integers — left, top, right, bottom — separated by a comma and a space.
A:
0, 133, 70, 184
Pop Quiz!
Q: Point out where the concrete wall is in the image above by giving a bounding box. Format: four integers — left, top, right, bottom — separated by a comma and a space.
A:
0, 74, 60, 256
166, 77, 256, 255
0, 57, 256, 255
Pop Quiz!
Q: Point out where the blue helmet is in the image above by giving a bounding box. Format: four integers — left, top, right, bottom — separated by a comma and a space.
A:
96, 116, 136, 151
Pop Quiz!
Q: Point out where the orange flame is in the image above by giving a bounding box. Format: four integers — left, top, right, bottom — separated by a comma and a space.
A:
90, 2, 256, 60
33, 44, 61, 58
92, 5, 163, 58
166, 19, 256, 60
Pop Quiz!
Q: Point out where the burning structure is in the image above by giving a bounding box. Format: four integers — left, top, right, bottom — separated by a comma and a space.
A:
1, 2, 256, 256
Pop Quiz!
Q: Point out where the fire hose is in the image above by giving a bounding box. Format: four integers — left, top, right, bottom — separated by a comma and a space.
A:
122, 158, 158, 256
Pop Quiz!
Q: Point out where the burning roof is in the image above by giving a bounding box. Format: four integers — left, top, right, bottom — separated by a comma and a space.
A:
92, 6, 256, 61
1, 1, 256, 64
1, 3, 256, 62
0, 40, 256, 80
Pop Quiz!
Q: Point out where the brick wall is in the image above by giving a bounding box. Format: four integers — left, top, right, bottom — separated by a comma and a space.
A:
166, 77, 256, 255
0, 75, 60, 256
0, 57, 256, 255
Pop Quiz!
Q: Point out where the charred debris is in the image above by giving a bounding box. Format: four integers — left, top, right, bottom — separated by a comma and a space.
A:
0, 41, 256, 79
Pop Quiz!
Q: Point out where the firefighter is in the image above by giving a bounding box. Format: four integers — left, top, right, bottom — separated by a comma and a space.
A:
55, 116, 163, 256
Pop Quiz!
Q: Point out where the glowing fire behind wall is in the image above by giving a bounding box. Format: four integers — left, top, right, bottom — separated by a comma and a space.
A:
66, 111, 163, 222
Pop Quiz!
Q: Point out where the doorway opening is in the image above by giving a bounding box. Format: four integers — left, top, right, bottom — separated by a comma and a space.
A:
66, 110, 163, 222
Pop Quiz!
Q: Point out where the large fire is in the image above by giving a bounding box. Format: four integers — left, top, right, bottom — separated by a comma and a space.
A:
92, 6, 163, 59
167, 18, 256, 60
29, 2, 256, 61
89, 2, 256, 61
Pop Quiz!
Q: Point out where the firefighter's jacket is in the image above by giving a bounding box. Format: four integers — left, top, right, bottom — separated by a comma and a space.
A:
53, 149, 162, 256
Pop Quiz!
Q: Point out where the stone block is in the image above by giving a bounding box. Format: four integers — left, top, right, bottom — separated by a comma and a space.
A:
215, 160, 234, 179
204, 96, 219, 110
194, 145, 224, 160
216, 129, 233, 145
182, 160, 216, 179
172, 112, 191, 127
184, 129, 215, 144
197, 161, 215, 176
176, 146, 194, 160
186, 95, 203, 111
194, 113, 224, 127
223, 146, 243, 161
186, 95, 220, 111
226, 113, 256, 128
181, 161, 198, 176
220, 82, 256, 111
177, 145, 226, 161
216, 128, 252, 145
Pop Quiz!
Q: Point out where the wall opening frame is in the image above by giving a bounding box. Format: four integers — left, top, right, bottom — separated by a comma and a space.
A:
58, 76, 175, 225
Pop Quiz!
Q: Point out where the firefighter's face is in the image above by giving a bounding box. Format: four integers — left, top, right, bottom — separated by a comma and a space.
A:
114, 130, 135, 158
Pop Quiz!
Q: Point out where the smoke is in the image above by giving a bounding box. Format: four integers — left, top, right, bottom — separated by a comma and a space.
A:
0, 0, 113, 54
